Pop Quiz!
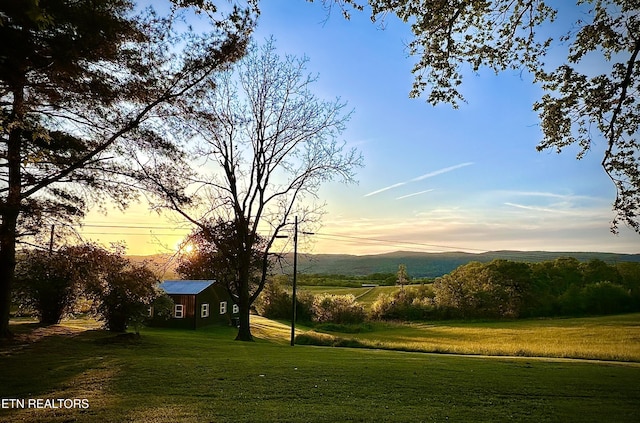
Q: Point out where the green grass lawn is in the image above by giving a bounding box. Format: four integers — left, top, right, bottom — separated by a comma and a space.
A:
1, 316, 639, 422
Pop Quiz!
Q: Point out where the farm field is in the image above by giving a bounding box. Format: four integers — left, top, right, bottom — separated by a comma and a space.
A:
302, 313, 640, 362
1, 315, 639, 422
299, 285, 399, 308
298, 284, 640, 361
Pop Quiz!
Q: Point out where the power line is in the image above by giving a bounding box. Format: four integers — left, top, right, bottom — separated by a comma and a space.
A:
75, 222, 499, 253
79, 223, 190, 230
80, 232, 185, 236
310, 232, 488, 253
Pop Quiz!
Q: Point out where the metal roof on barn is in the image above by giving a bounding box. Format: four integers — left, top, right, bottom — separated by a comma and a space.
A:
159, 280, 216, 295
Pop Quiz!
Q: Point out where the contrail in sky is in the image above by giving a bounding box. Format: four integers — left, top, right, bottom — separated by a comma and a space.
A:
364, 182, 408, 197
364, 162, 473, 197
504, 202, 572, 214
411, 162, 474, 182
396, 189, 435, 200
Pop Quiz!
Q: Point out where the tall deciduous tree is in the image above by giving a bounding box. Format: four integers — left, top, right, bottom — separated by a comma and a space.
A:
319, 0, 640, 233
397, 264, 409, 287
149, 39, 363, 341
0, 0, 256, 338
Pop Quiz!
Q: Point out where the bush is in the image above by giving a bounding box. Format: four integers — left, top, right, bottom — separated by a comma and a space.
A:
294, 331, 367, 348
311, 294, 366, 324
14, 250, 77, 325
558, 284, 583, 316
257, 281, 291, 320
295, 291, 315, 324
370, 285, 437, 321
93, 263, 158, 333
257, 281, 315, 323
81, 248, 158, 333
150, 292, 175, 321
13, 245, 98, 325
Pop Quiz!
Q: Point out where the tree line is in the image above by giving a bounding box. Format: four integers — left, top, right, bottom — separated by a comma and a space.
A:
374, 258, 640, 321
260, 258, 640, 325
294, 273, 400, 287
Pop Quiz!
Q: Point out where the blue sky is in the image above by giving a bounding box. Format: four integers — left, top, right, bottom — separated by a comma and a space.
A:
82, 0, 639, 255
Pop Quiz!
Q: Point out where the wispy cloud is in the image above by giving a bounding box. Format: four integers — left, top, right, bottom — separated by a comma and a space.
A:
504, 202, 572, 214
396, 189, 435, 200
500, 191, 603, 201
312, 204, 640, 255
364, 162, 473, 197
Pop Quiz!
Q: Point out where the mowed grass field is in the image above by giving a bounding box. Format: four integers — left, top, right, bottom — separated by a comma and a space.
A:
1, 315, 640, 422
299, 284, 398, 308
304, 314, 640, 362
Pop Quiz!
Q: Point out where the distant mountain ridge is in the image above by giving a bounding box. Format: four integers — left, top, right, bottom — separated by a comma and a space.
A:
131, 250, 640, 279
289, 250, 640, 278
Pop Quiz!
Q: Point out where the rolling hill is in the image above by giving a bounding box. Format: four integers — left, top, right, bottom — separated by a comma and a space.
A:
287, 250, 640, 278
132, 250, 640, 279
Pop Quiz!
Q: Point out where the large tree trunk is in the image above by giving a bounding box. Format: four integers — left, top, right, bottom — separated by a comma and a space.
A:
0, 87, 24, 339
234, 259, 254, 341
235, 300, 253, 342
0, 237, 17, 338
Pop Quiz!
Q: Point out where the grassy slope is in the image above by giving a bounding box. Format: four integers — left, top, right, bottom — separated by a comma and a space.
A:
1, 317, 640, 422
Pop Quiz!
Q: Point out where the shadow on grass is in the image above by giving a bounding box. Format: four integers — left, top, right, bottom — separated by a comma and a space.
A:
0, 322, 161, 422
0, 326, 116, 396
3, 318, 640, 422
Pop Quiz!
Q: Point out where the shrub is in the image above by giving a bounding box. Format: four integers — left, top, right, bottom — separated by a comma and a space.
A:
557, 283, 585, 316
14, 245, 100, 325
294, 331, 367, 348
369, 293, 395, 320
14, 250, 77, 325
311, 294, 365, 324
150, 291, 175, 321
94, 263, 158, 332
257, 281, 291, 320
295, 291, 315, 324
82, 248, 158, 333
370, 285, 437, 321
257, 281, 316, 323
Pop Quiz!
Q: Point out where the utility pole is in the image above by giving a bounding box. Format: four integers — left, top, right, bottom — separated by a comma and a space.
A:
288, 216, 313, 346
290, 216, 298, 346
48, 225, 55, 255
